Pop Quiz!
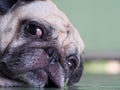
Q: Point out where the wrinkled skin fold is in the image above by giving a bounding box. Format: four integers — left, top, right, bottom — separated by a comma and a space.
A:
0, 0, 84, 88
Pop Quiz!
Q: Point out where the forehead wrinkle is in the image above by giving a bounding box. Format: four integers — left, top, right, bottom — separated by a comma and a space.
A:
0, 0, 84, 54
12, 0, 69, 25
12, 0, 70, 39
13, 0, 84, 53
14, 0, 57, 16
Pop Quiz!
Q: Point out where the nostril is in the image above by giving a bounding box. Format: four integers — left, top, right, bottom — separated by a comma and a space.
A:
45, 47, 60, 64
46, 47, 54, 57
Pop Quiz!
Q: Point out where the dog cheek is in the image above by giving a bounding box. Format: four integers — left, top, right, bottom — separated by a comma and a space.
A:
5, 48, 49, 73
17, 70, 48, 87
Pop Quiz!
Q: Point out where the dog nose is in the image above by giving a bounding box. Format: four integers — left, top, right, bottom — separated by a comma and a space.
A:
45, 47, 60, 64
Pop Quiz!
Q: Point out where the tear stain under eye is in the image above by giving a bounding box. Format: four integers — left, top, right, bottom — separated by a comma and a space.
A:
4, 28, 12, 34
1, 29, 19, 56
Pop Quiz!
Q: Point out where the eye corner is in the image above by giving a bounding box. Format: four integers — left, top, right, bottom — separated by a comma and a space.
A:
20, 20, 54, 40
67, 55, 78, 71
22, 21, 44, 38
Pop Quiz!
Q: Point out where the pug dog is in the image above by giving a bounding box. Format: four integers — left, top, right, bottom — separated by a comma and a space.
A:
0, 0, 84, 88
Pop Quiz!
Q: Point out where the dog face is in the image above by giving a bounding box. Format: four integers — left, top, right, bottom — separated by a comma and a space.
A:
0, 0, 84, 88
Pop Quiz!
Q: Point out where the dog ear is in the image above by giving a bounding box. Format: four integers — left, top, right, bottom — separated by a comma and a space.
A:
67, 56, 83, 85
0, 0, 18, 14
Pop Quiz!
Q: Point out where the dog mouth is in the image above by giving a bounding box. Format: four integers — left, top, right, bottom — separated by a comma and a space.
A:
0, 47, 65, 88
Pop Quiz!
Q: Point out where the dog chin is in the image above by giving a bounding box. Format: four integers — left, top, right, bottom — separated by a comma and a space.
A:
0, 63, 65, 88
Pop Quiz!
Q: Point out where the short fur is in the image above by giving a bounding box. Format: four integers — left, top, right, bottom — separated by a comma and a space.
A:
0, 0, 84, 88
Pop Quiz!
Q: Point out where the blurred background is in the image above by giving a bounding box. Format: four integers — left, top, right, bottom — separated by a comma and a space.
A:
54, 0, 120, 75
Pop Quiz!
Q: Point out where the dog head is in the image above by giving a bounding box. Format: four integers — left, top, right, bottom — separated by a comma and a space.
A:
0, 0, 84, 88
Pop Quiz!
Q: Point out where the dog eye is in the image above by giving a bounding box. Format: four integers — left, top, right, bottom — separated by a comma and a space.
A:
67, 55, 77, 71
25, 23, 43, 37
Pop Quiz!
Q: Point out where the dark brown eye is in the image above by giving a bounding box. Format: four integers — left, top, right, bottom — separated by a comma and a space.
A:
25, 23, 42, 37
67, 55, 78, 71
